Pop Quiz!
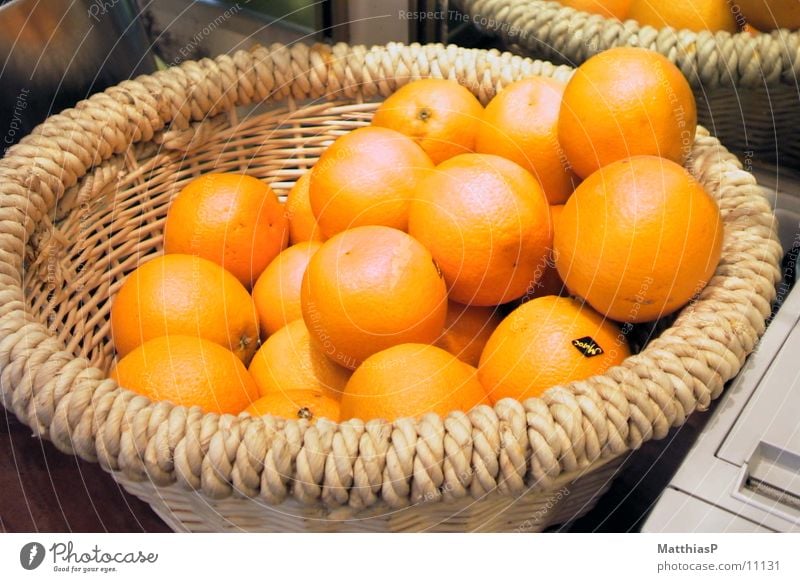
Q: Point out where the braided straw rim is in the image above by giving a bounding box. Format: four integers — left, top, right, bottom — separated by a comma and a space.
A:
455, 0, 800, 88
0, 42, 783, 510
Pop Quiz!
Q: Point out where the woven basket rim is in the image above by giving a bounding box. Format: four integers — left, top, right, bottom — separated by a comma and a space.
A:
538, 0, 799, 36
455, 0, 800, 87
0, 42, 783, 511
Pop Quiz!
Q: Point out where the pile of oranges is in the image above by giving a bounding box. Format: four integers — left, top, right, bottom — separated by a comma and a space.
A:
557, 0, 800, 32
109, 47, 724, 424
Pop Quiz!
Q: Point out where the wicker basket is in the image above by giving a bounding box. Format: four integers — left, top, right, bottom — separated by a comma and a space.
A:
454, 0, 800, 168
0, 42, 783, 532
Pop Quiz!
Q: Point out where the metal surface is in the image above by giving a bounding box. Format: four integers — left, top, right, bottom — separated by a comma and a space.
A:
0, 0, 155, 152
644, 489, 772, 533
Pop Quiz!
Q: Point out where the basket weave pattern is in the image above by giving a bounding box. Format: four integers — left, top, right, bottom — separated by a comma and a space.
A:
455, 0, 800, 165
0, 42, 783, 529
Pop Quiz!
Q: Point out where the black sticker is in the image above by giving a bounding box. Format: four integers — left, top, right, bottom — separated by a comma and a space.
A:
571, 336, 604, 358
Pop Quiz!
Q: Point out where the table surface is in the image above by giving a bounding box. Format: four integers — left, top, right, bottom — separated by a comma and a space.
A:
0, 412, 169, 533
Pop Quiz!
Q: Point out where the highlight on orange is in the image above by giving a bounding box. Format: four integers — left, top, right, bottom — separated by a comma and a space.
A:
308, 126, 434, 237
558, 47, 697, 179
252, 241, 323, 338
554, 156, 723, 323
248, 319, 351, 402
476, 76, 579, 205
372, 77, 485, 164
301, 226, 447, 369
163, 173, 288, 287
339, 343, 489, 422
110, 254, 260, 364
478, 296, 630, 402
285, 172, 325, 244
110, 335, 260, 415
408, 153, 552, 306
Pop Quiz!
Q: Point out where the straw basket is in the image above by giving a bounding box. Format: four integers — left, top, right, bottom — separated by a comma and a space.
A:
454, 0, 800, 168
0, 42, 783, 532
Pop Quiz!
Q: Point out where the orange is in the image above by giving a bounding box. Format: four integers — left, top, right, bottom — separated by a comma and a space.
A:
408, 153, 552, 306
735, 0, 800, 30
628, 0, 738, 32
476, 77, 579, 205
478, 296, 630, 402
340, 344, 489, 422
554, 156, 724, 323
285, 172, 324, 244
244, 390, 340, 423
558, 47, 697, 179
558, 0, 633, 19
524, 204, 567, 300
163, 173, 288, 287
309, 126, 434, 237
110, 254, 260, 363
551, 203, 565, 228
301, 226, 447, 370
248, 319, 351, 401
435, 301, 503, 367
252, 241, 322, 338
110, 335, 259, 415
371, 78, 485, 164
